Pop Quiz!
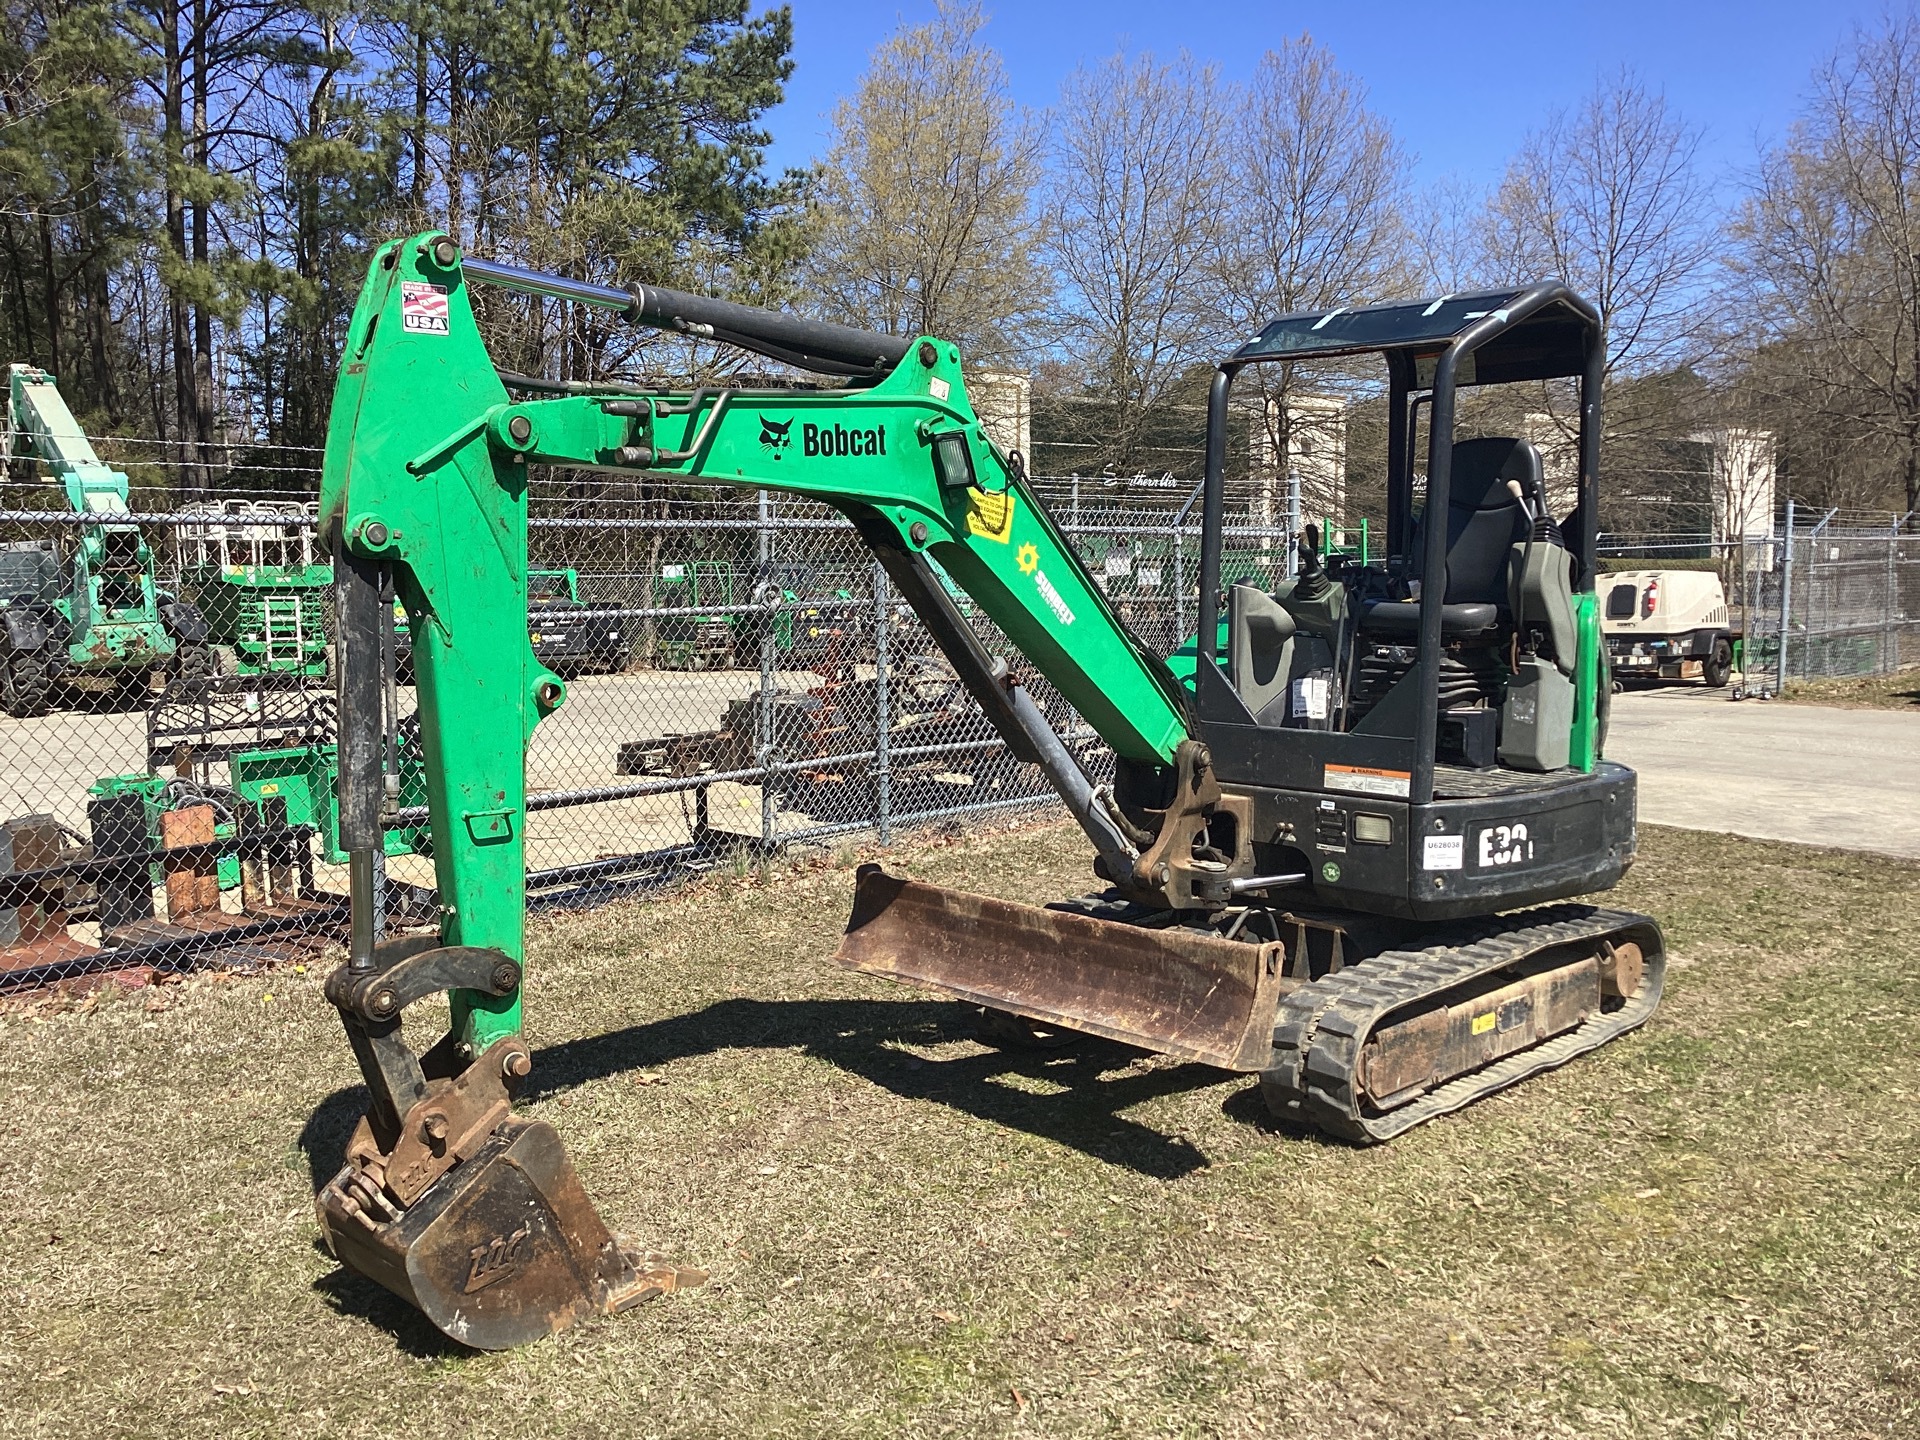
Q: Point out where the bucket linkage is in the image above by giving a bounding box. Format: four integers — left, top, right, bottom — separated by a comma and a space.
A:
315, 935, 701, 1350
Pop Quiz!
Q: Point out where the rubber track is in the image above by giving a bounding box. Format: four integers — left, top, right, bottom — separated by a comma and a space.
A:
1260, 904, 1666, 1143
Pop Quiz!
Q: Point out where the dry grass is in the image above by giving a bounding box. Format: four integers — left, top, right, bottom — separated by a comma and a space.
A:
2, 821, 1917, 1438
1780, 666, 1920, 710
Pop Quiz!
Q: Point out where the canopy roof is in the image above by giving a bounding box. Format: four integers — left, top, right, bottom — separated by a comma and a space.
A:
1230, 285, 1598, 386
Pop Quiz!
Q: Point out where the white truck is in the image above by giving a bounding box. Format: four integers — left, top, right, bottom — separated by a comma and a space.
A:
1601, 569, 1734, 686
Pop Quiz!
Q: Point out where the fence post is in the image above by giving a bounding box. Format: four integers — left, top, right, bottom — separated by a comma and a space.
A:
1285, 468, 1302, 580
756, 489, 777, 851
872, 560, 892, 847
1888, 515, 1899, 675
1777, 499, 1794, 694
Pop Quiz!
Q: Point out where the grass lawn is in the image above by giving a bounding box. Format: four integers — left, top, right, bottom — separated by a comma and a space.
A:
1780, 666, 1920, 710
1, 821, 1916, 1438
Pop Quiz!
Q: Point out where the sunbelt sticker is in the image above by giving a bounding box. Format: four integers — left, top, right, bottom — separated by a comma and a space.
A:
1033, 569, 1074, 625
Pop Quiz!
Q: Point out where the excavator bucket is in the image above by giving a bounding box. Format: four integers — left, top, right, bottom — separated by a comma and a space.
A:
316, 1117, 684, 1351
314, 948, 703, 1351
836, 865, 1288, 1071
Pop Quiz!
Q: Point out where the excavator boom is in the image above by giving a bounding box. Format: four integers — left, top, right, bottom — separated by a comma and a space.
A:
2, 366, 192, 710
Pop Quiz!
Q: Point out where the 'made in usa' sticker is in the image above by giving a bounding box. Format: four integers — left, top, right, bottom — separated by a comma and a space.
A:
401, 281, 450, 334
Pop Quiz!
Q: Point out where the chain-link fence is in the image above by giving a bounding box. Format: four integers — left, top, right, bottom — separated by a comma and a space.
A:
1731, 508, 1920, 696
0, 462, 1305, 992
8, 435, 1912, 992
1599, 508, 1920, 698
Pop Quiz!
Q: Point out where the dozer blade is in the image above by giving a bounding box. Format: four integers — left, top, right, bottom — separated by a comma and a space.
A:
317, 1116, 689, 1351
835, 864, 1287, 1071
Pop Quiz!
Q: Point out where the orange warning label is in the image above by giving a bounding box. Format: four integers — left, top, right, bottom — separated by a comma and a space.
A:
1323, 763, 1412, 798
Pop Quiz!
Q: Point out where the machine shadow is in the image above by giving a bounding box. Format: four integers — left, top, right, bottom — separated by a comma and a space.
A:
297, 995, 1234, 1193
309, 1249, 476, 1358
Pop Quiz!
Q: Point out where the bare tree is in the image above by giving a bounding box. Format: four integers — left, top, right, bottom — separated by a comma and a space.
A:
1214, 38, 1410, 327
1730, 14, 1920, 523
1487, 70, 1716, 382
1412, 174, 1496, 293
803, 1, 1048, 363
1043, 50, 1229, 470
1207, 36, 1411, 521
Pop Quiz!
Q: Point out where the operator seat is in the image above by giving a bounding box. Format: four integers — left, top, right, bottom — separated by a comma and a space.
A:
1365, 436, 1538, 637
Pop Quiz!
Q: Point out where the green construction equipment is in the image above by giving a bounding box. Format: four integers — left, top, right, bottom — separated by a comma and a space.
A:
312, 233, 1662, 1349
526, 567, 627, 676
1, 364, 214, 714
651, 558, 739, 668
177, 501, 332, 680
84, 691, 427, 903
650, 557, 860, 670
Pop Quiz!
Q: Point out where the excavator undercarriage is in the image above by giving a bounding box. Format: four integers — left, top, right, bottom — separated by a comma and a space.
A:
312, 233, 1663, 1349
836, 867, 1664, 1141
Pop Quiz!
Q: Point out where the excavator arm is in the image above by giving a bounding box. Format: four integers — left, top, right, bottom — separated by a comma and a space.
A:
5, 363, 135, 515
3, 366, 193, 694
311, 233, 1246, 1349
320, 236, 1207, 1041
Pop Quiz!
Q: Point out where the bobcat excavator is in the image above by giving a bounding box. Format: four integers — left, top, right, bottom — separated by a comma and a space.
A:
315, 232, 1663, 1349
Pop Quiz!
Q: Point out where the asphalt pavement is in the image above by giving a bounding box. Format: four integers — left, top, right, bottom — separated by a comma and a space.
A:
1605, 684, 1920, 859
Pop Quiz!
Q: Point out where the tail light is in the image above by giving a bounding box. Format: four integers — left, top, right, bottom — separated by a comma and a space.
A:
1641, 578, 1659, 618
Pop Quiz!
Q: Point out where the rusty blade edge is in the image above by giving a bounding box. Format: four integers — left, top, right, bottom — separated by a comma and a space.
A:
834, 867, 1284, 1072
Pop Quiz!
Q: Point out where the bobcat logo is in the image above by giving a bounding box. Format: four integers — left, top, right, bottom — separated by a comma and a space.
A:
760, 417, 794, 458
464, 1224, 533, 1294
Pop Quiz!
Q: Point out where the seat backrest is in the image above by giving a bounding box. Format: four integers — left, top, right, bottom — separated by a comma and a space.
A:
1415, 437, 1537, 606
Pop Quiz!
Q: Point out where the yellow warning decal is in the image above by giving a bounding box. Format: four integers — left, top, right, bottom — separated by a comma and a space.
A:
1471, 1012, 1496, 1036
966, 488, 1016, 543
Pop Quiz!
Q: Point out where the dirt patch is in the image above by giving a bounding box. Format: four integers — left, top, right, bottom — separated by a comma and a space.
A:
1, 821, 1916, 1437
1780, 666, 1920, 710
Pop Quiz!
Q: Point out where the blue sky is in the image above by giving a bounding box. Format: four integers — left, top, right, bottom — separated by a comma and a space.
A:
762, 0, 1900, 193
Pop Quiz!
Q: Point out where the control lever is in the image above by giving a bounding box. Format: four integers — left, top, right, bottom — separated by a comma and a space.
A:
1295, 523, 1330, 600
1506, 477, 1540, 526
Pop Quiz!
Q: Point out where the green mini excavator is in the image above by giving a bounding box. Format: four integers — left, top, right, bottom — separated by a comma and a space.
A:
315, 233, 1663, 1349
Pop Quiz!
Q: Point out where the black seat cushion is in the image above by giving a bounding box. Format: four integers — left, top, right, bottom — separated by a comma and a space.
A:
1418, 436, 1536, 605
1361, 437, 1540, 641
1364, 600, 1499, 635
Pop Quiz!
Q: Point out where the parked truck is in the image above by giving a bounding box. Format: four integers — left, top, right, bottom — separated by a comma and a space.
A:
1600, 568, 1734, 686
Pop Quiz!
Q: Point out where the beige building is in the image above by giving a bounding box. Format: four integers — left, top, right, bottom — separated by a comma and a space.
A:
1248, 393, 1347, 531
1697, 427, 1777, 546
969, 370, 1032, 463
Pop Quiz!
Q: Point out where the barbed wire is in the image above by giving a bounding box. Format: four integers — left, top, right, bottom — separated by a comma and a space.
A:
74, 433, 331, 455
